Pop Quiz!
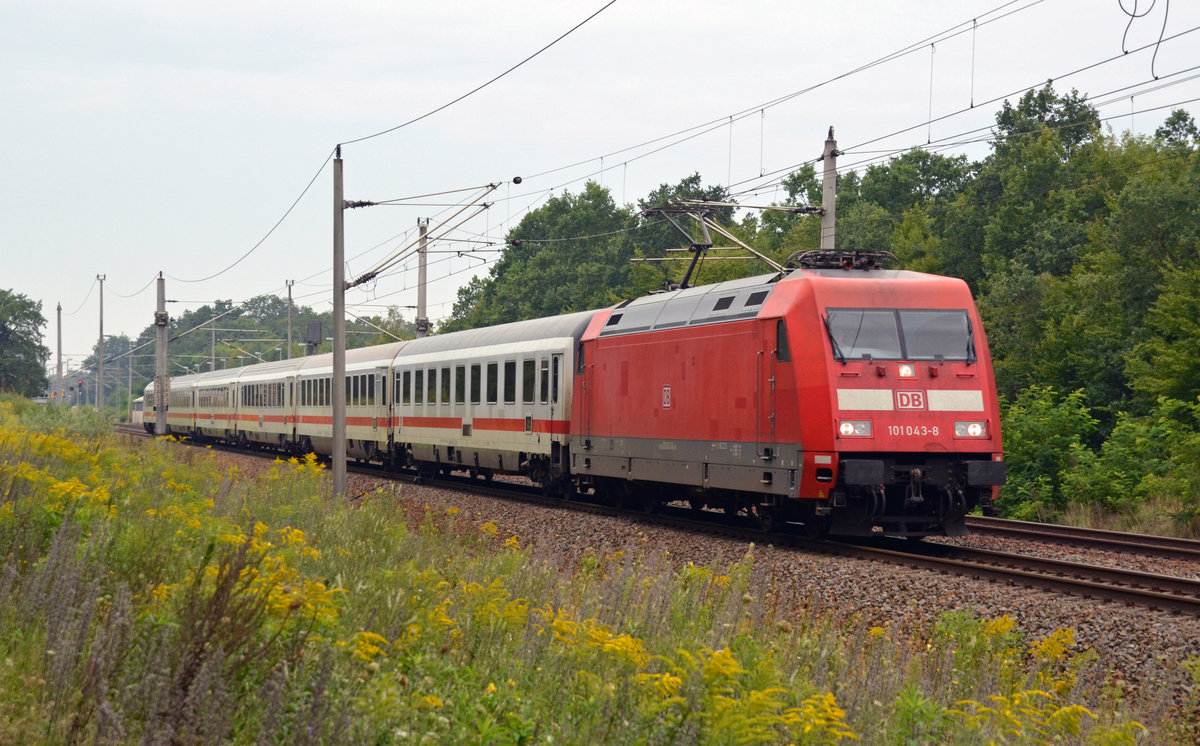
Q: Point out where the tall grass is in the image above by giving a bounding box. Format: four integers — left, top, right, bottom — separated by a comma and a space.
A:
0, 400, 1190, 743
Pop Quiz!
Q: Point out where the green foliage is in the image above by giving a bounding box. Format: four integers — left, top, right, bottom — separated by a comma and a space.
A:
0, 288, 49, 397
998, 386, 1097, 519
1125, 268, 1200, 409
444, 181, 638, 331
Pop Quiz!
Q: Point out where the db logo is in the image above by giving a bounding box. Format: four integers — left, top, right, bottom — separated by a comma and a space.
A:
896, 391, 926, 410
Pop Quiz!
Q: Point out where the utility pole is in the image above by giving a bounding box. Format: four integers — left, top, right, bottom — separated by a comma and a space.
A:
286, 280, 295, 359
332, 147, 347, 500
211, 309, 216, 372
416, 218, 429, 337
97, 274, 106, 410
155, 273, 168, 436
127, 348, 133, 421
819, 127, 840, 251
56, 302, 63, 404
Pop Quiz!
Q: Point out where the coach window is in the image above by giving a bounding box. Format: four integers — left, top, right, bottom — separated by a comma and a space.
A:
427, 368, 437, 404
539, 358, 549, 404
523, 360, 535, 404
486, 362, 498, 404
350, 375, 358, 407
414, 370, 424, 405
776, 320, 792, 362
551, 356, 561, 403
440, 368, 450, 405
455, 365, 465, 404
504, 361, 517, 404
401, 371, 411, 405
367, 375, 376, 406
471, 364, 482, 404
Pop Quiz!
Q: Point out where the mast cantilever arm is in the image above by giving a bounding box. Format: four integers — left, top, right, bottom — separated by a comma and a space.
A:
687, 214, 783, 273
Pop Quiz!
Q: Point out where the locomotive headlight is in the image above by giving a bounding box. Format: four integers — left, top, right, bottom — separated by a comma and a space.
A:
897, 363, 917, 378
838, 420, 872, 437
954, 421, 987, 438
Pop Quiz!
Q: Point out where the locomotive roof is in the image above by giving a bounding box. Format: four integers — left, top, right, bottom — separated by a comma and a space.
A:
599, 272, 780, 337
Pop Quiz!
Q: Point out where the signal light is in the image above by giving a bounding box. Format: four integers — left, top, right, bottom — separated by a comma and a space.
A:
954, 421, 988, 438
838, 420, 872, 437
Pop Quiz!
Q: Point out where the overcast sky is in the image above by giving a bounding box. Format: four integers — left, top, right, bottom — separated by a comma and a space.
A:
3, 0, 1198, 377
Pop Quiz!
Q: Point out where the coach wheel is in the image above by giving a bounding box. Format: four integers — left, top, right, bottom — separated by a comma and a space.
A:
605, 479, 630, 510
468, 468, 478, 480
801, 516, 828, 540
482, 469, 494, 481
754, 507, 777, 533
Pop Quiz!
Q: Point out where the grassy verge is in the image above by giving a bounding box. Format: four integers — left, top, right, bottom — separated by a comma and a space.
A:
0, 400, 1192, 744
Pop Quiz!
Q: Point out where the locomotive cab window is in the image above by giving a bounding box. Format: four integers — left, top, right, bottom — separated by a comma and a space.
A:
824, 308, 973, 362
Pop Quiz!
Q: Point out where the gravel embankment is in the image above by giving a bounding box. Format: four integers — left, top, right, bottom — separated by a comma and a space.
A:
209, 447, 1200, 705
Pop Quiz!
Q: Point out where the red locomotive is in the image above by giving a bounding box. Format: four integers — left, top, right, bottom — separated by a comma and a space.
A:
573, 251, 1004, 536
146, 251, 1004, 537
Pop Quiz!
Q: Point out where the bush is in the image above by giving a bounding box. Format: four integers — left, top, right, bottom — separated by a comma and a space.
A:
998, 386, 1096, 520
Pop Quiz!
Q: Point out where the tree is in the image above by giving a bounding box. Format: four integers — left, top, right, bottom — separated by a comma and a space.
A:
993, 82, 1099, 158
858, 149, 971, 213
1155, 109, 1199, 149
443, 181, 637, 331
1125, 268, 1200, 409
0, 288, 50, 397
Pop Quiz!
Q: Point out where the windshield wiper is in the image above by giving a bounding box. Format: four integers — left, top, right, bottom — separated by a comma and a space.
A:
823, 315, 846, 364
965, 316, 977, 364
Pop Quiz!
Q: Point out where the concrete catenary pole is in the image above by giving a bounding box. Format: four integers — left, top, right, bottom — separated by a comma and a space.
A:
820, 127, 840, 251
332, 147, 347, 500
56, 302, 63, 404
127, 348, 133, 421
416, 218, 429, 338
97, 274, 106, 410
154, 273, 168, 436
286, 279, 295, 359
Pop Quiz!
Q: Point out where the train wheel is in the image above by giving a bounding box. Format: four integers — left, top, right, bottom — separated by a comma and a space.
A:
801, 516, 828, 540
754, 507, 776, 533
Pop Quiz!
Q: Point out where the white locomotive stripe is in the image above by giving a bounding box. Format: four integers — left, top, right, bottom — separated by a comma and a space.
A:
836, 389, 894, 411
927, 389, 984, 411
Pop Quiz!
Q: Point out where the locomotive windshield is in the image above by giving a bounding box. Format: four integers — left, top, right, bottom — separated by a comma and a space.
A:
824, 308, 975, 362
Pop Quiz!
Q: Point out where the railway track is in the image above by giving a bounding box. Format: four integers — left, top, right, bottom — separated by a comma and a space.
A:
824, 537, 1200, 617
965, 515, 1200, 561
116, 425, 1200, 617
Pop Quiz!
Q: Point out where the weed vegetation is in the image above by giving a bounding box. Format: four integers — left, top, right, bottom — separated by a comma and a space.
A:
0, 401, 1193, 744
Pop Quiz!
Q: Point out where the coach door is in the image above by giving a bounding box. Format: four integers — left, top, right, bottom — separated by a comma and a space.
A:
374, 368, 386, 431
756, 319, 780, 461
573, 343, 588, 446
